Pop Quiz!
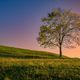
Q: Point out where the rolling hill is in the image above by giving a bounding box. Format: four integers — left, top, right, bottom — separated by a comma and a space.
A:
0, 45, 66, 59
0, 46, 80, 80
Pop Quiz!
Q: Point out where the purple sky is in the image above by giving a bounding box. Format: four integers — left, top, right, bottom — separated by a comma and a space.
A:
0, 0, 80, 57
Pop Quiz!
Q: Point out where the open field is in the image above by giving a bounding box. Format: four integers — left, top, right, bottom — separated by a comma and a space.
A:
0, 46, 80, 80
0, 46, 67, 59
0, 58, 80, 80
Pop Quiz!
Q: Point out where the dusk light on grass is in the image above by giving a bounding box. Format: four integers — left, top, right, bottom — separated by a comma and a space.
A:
0, 0, 80, 80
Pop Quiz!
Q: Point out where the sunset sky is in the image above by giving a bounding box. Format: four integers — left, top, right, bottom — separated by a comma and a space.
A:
0, 0, 80, 57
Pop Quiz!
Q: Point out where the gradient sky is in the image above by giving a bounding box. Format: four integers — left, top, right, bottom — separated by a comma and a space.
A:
0, 0, 80, 57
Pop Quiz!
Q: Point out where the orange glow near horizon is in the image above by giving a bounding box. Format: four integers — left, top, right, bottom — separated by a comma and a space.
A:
0, 0, 80, 58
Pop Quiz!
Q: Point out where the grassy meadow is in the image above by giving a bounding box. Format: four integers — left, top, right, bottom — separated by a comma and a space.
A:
0, 46, 80, 80
0, 46, 62, 59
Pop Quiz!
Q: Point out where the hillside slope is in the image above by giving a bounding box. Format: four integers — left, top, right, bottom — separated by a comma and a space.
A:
0, 45, 66, 59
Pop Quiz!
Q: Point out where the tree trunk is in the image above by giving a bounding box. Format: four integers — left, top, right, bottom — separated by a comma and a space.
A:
59, 45, 62, 57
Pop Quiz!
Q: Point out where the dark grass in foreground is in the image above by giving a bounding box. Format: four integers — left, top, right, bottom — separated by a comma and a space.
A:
0, 45, 67, 59
0, 58, 80, 80
0, 46, 79, 80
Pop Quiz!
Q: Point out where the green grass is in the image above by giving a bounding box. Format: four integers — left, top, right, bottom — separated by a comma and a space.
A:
0, 46, 80, 80
0, 58, 80, 80
0, 45, 66, 59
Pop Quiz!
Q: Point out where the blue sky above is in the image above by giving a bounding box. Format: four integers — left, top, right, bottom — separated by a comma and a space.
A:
0, 0, 80, 57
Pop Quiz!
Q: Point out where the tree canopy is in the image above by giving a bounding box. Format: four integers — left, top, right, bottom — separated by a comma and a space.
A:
37, 8, 80, 57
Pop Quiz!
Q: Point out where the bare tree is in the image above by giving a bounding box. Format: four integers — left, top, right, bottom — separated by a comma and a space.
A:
37, 8, 80, 57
